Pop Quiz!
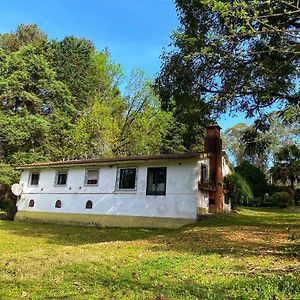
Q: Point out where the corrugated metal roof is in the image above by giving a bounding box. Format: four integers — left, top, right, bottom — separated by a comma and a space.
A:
17, 152, 210, 169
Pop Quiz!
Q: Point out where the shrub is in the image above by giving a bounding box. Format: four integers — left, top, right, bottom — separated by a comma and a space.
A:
235, 161, 269, 198
224, 173, 253, 209
268, 192, 294, 208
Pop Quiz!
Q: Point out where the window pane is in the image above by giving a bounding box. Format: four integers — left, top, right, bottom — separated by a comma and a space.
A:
30, 173, 40, 185
57, 172, 67, 185
119, 168, 136, 189
200, 164, 208, 183
146, 167, 166, 195
86, 170, 98, 185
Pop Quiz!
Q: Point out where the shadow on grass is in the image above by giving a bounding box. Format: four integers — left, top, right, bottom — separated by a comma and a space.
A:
0, 220, 172, 245
0, 208, 299, 260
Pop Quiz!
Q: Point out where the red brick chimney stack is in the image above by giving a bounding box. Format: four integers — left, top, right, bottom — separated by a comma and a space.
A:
204, 125, 224, 212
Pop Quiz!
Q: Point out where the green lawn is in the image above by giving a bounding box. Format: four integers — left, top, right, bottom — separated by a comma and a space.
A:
0, 208, 299, 300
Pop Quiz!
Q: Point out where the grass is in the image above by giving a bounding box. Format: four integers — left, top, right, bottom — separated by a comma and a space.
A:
0, 208, 299, 300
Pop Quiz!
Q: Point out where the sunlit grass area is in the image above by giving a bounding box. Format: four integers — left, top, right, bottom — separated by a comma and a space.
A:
0, 208, 299, 299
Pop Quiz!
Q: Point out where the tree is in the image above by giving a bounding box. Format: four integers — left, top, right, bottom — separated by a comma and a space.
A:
113, 70, 173, 156
0, 24, 48, 54
0, 165, 20, 219
224, 173, 253, 209
270, 144, 300, 194
235, 160, 269, 198
223, 112, 300, 169
157, 0, 300, 138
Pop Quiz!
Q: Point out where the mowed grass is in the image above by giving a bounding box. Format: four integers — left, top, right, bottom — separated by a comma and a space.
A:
0, 209, 299, 300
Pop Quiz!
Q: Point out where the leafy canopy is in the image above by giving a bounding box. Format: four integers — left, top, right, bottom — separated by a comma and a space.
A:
157, 0, 300, 141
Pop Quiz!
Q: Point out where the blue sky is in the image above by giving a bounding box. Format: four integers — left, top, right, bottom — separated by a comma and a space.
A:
0, 0, 250, 129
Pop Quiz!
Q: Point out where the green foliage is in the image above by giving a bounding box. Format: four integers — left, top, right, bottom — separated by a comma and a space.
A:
0, 24, 48, 54
224, 173, 253, 209
157, 0, 300, 137
223, 113, 300, 170
0, 24, 175, 165
0, 165, 20, 219
270, 144, 300, 193
268, 192, 294, 208
235, 161, 269, 198
113, 70, 173, 156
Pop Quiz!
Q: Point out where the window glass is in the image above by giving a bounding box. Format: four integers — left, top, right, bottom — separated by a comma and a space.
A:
55, 200, 62, 208
146, 167, 167, 195
224, 194, 230, 205
200, 164, 208, 184
86, 200, 93, 209
85, 169, 99, 185
30, 173, 40, 185
118, 168, 136, 189
28, 199, 35, 207
55, 171, 68, 185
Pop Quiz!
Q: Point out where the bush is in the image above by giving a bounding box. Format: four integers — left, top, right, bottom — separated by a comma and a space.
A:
224, 173, 253, 209
268, 192, 294, 208
235, 161, 269, 198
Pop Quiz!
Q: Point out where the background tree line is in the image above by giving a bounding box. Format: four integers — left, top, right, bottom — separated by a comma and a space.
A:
0, 24, 176, 166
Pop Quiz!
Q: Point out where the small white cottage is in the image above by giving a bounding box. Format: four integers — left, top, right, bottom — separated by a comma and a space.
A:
14, 125, 232, 228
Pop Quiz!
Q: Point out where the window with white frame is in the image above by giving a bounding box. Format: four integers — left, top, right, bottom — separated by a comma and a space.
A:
117, 168, 137, 190
29, 172, 40, 185
29, 172, 40, 186
85, 169, 99, 185
55, 170, 68, 186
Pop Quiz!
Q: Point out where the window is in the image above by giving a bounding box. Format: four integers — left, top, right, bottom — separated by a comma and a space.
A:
224, 194, 230, 205
85, 169, 99, 185
55, 200, 62, 208
29, 172, 40, 186
146, 167, 167, 196
117, 168, 137, 190
200, 164, 208, 184
55, 171, 68, 186
28, 199, 35, 207
85, 200, 93, 209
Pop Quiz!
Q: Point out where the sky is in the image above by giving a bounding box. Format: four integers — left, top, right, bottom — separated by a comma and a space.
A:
0, 0, 251, 130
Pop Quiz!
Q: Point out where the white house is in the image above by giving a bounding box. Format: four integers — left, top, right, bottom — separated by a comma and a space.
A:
14, 125, 232, 228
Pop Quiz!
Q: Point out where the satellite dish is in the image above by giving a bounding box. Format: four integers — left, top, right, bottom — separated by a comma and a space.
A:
11, 183, 23, 196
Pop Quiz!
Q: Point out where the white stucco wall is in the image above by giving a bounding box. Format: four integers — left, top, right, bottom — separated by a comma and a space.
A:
18, 158, 210, 220
222, 156, 233, 212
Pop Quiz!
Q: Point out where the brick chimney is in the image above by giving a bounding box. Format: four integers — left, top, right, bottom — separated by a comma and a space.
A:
204, 125, 224, 212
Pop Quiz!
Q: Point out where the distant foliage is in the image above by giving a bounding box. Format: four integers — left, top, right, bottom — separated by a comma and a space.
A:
270, 144, 300, 194
224, 173, 253, 209
223, 115, 300, 170
268, 192, 294, 209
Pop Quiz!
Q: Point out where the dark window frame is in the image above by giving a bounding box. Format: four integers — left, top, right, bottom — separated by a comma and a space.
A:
55, 170, 68, 186
116, 167, 137, 190
84, 169, 99, 186
224, 194, 230, 205
28, 199, 35, 207
29, 172, 40, 186
146, 167, 167, 196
